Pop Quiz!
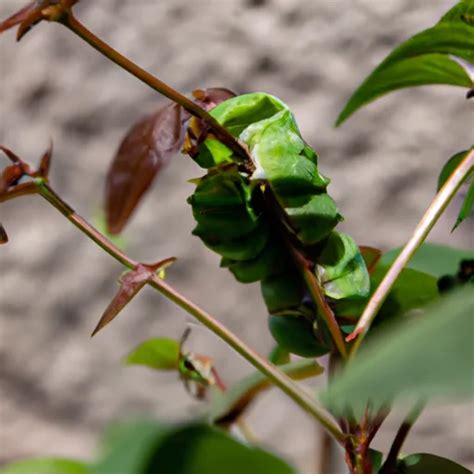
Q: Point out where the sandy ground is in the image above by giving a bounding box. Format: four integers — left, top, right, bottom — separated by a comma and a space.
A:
0, 1, 473, 472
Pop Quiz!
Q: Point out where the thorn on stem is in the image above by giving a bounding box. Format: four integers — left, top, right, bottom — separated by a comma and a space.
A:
0, 223, 8, 244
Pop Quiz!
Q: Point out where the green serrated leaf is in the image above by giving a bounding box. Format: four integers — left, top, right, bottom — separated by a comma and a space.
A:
336, 1, 474, 125
0, 459, 89, 474
321, 287, 474, 417
125, 338, 180, 370
381, 243, 474, 278
210, 359, 324, 423
397, 453, 471, 473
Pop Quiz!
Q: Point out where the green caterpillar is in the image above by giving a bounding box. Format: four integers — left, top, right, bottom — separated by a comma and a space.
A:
187, 93, 370, 357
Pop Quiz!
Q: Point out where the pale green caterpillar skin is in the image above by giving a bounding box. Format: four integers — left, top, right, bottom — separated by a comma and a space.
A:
187, 93, 369, 357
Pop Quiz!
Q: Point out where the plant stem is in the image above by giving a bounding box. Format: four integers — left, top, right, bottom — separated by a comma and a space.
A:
348, 149, 474, 356
264, 189, 348, 360
301, 264, 348, 359
60, 13, 249, 162
33, 180, 345, 443
379, 401, 425, 474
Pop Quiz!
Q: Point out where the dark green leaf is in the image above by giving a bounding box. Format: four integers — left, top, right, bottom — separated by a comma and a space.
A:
125, 337, 180, 370
268, 344, 291, 365
261, 272, 304, 313
322, 287, 474, 416
93, 420, 296, 474
437, 150, 470, 190
336, 1, 474, 125
334, 265, 439, 326
453, 180, 474, 230
210, 359, 324, 424
369, 449, 384, 473
437, 149, 474, 230
316, 232, 370, 300
381, 243, 474, 278
92, 420, 169, 474
397, 453, 471, 473
268, 314, 330, 357
144, 424, 296, 474
0, 459, 89, 474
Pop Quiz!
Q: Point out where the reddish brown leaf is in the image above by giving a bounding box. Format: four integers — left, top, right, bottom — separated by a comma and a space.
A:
37, 142, 53, 178
91, 264, 153, 337
0, 1, 80, 41
0, 3, 36, 35
183, 88, 237, 159
0, 223, 8, 244
91, 257, 176, 336
105, 103, 187, 234
192, 87, 236, 111
359, 246, 382, 275
1, 164, 24, 190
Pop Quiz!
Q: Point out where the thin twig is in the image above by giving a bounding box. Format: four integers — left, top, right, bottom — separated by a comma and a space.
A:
379, 401, 425, 474
30, 180, 346, 443
348, 149, 474, 356
301, 262, 348, 359
61, 12, 250, 163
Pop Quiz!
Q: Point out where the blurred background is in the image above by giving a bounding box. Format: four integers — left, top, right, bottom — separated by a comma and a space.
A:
0, 0, 472, 472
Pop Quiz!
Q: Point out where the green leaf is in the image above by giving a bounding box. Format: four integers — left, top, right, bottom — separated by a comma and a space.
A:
125, 338, 180, 370
369, 450, 384, 473
210, 359, 324, 423
381, 243, 474, 278
397, 453, 471, 473
261, 272, 304, 313
321, 287, 474, 416
92, 420, 170, 474
144, 424, 297, 474
268, 344, 291, 365
453, 180, 474, 230
371, 266, 439, 325
334, 265, 439, 327
336, 1, 474, 125
283, 193, 342, 245
0, 459, 89, 474
316, 232, 370, 300
268, 314, 330, 357
437, 150, 470, 190
437, 149, 474, 230
93, 420, 296, 474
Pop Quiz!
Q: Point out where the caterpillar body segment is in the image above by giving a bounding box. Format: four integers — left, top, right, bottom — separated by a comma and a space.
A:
186, 92, 370, 357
